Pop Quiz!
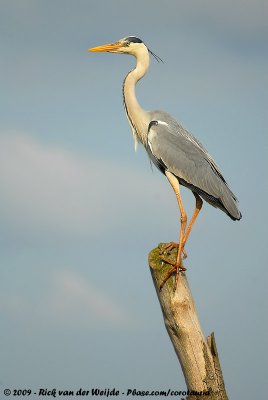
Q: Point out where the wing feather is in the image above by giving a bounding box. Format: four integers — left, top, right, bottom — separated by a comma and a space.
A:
147, 115, 241, 220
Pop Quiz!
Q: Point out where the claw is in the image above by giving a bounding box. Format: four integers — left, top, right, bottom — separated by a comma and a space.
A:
159, 266, 177, 290
160, 242, 178, 254
159, 255, 186, 290
160, 242, 187, 259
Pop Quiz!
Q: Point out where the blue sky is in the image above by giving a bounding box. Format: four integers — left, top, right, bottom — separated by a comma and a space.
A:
0, 1, 267, 399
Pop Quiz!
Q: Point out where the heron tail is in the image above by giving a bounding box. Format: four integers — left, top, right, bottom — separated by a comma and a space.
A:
219, 184, 242, 221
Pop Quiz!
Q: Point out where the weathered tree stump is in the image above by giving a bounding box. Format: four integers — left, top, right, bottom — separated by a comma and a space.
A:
148, 244, 229, 400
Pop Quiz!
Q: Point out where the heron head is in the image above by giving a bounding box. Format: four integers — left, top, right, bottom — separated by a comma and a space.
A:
88, 36, 148, 57
89, 36, 163, 62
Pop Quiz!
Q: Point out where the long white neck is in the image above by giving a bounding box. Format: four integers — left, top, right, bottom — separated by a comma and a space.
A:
123, 47, 151, 148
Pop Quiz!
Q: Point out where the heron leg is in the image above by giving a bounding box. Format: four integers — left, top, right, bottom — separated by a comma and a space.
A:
165, 171, 187, 281
159, 258, 186, 291
181, 193, 203, 257
160, 192, 203, 259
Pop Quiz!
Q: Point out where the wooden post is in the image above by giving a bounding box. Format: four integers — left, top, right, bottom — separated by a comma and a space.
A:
148, 244, 229, 400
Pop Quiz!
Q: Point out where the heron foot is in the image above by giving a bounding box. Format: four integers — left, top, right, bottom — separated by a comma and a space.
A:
159, 256, 186, 290
160, 242, 187, 259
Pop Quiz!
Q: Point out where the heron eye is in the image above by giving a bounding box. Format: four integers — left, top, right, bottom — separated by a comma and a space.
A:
124, 42, 130, 47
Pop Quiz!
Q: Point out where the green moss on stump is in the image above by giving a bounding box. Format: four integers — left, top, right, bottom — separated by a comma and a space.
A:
148, 243, 180, 291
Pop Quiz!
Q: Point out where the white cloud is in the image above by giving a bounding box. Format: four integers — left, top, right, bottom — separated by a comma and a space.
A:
0, 268, 130, 330
49, 269, 129, 326
0, 132, 162, 239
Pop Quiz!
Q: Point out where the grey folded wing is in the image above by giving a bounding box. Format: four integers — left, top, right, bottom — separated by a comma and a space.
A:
146, 118, 241, 220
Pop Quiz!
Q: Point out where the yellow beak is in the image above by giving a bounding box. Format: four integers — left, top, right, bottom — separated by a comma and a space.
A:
88, 42, 123, 52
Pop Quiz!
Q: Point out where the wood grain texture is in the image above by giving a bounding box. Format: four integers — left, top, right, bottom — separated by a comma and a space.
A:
148, 244, 228, 400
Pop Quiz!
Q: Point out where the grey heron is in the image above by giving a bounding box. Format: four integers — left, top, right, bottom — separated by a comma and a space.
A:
89, 36, 242, 285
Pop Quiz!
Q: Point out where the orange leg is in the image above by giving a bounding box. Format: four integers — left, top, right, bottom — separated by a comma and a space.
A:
160, 192, 203, 259
181, 193, 203, 258
163, 171, 187, 284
